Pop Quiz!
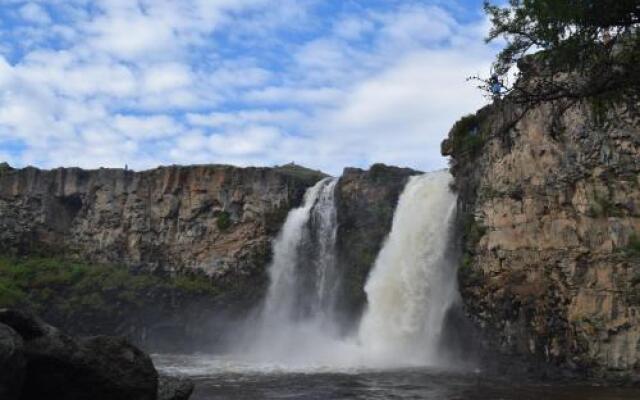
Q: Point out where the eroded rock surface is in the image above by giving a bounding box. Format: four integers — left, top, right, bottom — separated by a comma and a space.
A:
0, 164, 325, 277
158, 374, 195, 400
0, 322, 25, 400
444, 98, 640, 380
0, 309, 164, 400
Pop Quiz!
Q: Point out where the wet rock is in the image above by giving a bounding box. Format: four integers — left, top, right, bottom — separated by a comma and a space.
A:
0, 322, 26, 400
158, 374, 195, 400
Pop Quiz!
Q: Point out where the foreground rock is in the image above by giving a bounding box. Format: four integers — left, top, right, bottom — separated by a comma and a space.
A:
158, 375, 195, 400
0, 309, 193, 400
0, 322, 26, 400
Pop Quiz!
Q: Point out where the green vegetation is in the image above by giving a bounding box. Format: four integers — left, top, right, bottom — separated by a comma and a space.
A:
450, 114, 485, 156
484, 0, 640, 108
463, 213, 487, 248
216, 211, 232, 231
588, 193, 624, 218
458, 214, 487, 287
0, 162, 12, 176
275, 163, 327, 185
0, 257, 218, 312
627, 233, 640, 256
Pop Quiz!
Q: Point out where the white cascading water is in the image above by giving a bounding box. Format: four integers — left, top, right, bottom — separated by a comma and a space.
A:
245, 177, 354, 366
259, 177, 334, 322
260, 177, 339, 323
357, 170, 458, 367
239, 170, 458, 370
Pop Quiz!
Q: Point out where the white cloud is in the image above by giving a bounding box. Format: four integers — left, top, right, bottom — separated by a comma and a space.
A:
187, 109, 304, 127
209, 125, 281, 156
0, 1, 494, 173
113, 114, 181, 139
245, 87, 344, 105
0, 56, 14, 87
378, 5, 455, 48
19, 3, 52, 25
333, 17, 375, 40
143, 63, 193, 93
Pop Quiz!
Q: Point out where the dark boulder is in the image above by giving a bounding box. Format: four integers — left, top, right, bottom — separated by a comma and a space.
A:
158, 374, 195, 400
0, 309, 158, 400
0, 322, 26, 400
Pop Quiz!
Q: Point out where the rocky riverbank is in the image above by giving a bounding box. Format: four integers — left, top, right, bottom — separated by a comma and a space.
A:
0, 308, 193, 400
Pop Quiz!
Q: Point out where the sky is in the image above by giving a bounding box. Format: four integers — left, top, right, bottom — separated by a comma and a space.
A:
0, 0, 499, 175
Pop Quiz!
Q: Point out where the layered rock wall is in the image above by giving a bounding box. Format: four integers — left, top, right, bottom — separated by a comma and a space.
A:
444, 98, 640, 379
0, 164, 324, 278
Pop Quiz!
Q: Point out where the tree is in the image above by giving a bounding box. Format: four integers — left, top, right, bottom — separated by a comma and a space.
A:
482, 0, 640, 110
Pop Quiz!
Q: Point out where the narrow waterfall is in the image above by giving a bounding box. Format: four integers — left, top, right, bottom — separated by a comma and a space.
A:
357, 170, 458, 366
246, 177, 349, 365
306, 177, 340, 319
261, 177, 339, 324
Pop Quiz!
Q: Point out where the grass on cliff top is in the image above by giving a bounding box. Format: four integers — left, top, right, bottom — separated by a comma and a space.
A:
627, 233, 640, 256
274, 163, 327, 184
0, 257, 219, 311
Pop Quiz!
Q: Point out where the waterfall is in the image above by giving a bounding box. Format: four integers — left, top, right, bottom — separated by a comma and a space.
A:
238, 170, 458, 370
357, 170, 458, 366
260, 177, 339, 323
246, 177, 349, 365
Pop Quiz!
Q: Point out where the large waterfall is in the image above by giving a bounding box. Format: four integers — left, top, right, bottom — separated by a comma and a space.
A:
357, 171, 458, 366
239, 171, 458, 369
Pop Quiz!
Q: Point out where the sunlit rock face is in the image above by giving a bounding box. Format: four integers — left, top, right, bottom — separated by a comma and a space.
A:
444, 98, 640, 380
0, 164, 325, 277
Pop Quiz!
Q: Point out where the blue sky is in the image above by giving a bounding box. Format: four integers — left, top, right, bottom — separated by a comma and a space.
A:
0, 0, 497, 174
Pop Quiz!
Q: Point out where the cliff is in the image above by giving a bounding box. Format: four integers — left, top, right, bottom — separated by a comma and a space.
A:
443, 94, 640, 379
0, 163, 325, 277
0, 162, 419, 347
0, 163, 326, 349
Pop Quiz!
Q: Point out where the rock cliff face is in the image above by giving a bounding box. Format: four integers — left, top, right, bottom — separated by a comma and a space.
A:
443, 98, 640, 380
0, 162, 419, 346
0, 163, 324, 278
0, 163, 326, 349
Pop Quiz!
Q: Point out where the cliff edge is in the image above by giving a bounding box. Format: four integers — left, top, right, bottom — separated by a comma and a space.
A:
443, 90, 640, 380
0, 163, 325, 277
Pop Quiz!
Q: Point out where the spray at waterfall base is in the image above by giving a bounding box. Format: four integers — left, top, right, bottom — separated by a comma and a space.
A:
229, 171, 464, 370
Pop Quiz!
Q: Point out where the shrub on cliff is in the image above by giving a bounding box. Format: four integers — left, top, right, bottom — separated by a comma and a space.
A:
628, 233, 640, 256
447, 114, 485, 157
484, 0, 640, 109
216, 211, 232, 231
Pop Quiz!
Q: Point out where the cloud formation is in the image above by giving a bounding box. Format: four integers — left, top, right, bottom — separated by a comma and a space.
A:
0, 0, 495, 174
